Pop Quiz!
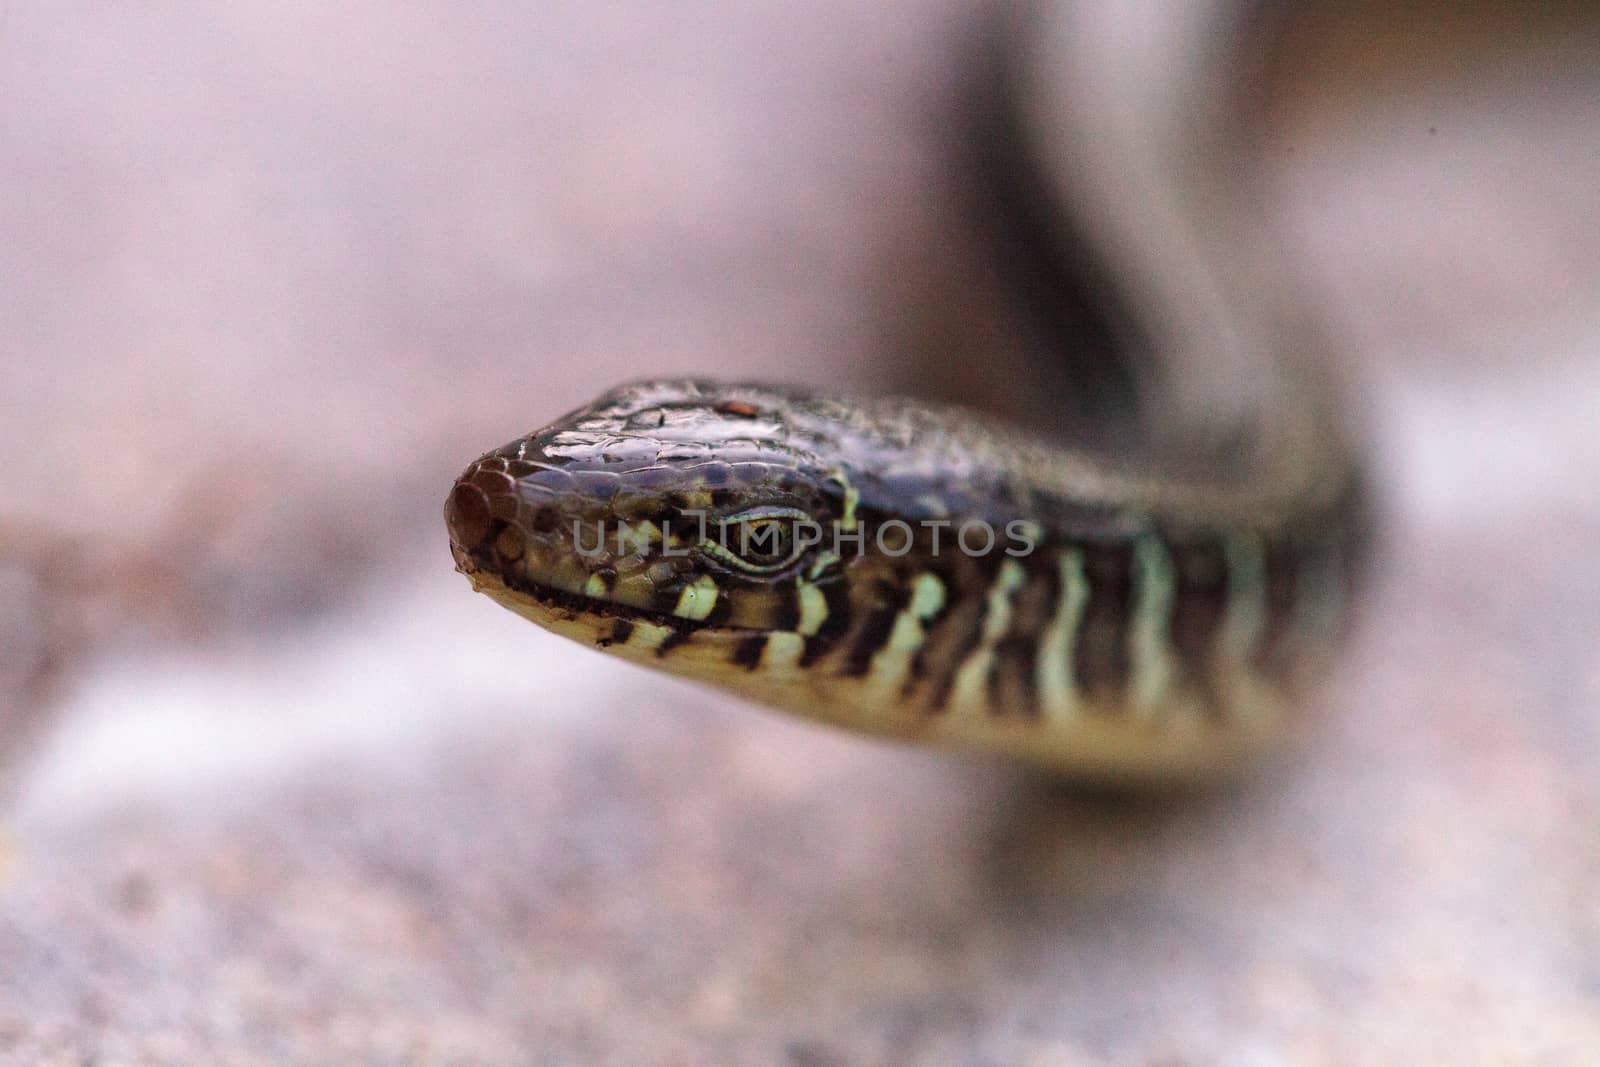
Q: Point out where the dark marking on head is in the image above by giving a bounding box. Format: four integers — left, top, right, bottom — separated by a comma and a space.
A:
704, 591, 734, 628
841, 601, 903, 678
773, 586, 802, 632
649, 583, 687, 618
731, 634, 767, 670
799, 578, 853, 668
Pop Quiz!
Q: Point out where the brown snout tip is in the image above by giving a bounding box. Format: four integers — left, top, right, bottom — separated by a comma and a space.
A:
445, 477, 493, 567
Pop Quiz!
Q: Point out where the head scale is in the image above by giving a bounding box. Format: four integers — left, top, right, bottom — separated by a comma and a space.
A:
445, 381, 879, 640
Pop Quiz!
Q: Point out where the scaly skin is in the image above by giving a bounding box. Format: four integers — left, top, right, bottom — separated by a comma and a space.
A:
445, 379, 1363, 781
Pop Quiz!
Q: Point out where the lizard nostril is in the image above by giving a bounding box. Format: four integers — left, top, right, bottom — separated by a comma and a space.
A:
529, 507, 559, 533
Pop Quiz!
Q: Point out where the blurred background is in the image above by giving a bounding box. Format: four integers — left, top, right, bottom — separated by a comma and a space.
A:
2, 1, 1598, 1062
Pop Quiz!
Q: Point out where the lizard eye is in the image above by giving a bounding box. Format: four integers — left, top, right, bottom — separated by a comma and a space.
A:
697, 506, 812, 575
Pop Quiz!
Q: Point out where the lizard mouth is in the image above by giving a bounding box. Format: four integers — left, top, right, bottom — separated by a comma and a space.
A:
463, 563, 780, 677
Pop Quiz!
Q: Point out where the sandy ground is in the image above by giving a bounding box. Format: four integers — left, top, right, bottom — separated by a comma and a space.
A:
2, 2, 1599, 1063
